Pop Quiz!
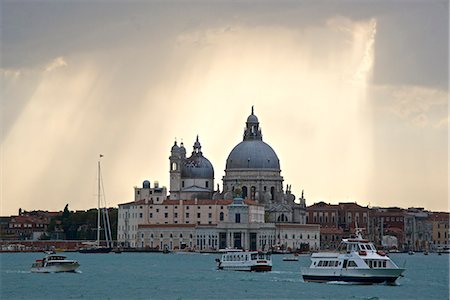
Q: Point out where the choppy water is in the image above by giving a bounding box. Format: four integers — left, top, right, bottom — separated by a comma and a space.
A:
1, 252, 448, 299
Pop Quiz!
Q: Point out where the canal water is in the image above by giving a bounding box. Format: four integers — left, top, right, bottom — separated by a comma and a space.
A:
1, 252, 448, 299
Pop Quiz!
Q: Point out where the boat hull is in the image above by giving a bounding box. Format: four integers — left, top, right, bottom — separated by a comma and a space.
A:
79, 247, 112, 254
31, 263, 79, 273
218, 264, 272, 272
301, 267, 404, 284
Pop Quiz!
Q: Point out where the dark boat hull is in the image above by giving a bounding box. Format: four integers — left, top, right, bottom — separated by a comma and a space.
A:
79, 247, 112, 254
302, 274, 400, 284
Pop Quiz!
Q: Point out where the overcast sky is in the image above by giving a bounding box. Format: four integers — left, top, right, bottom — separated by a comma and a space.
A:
1, 0, 448, 216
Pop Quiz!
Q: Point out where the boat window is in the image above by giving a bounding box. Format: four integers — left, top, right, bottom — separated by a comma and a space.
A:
383, 261, 386, 268
348, 261, 357, 268
266, 254, 271, 260
324, 261, 329, 267
335, 261, 339, 267
318, 261, 323, 267
259, 253, 265, 259
251, 254, 257, 260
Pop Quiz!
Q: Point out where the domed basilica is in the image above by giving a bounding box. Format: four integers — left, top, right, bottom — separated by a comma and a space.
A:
168, 107, 306, 224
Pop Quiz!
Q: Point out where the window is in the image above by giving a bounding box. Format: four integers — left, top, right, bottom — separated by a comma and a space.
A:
220, 212, 224, 221
156, 209, 159, 213
164, 213, 168, 218
186, 206, 190, 210
197, 213, 201, 218
186, 213, 190, 218
174, 213, 178, 218
205, 181, 209, 188
182, 181, 185, 188
208, 213, 212, 218
235, 213, 241, 223
139, 213, 143, 218
348, 261, 357, 267
149, 213, 153, 218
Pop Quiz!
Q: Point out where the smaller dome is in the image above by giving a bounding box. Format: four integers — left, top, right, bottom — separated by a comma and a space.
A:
247, 114, 258, 123
143, 180, 151, 188
171, 141, 180, 152
181, 156, 214, 179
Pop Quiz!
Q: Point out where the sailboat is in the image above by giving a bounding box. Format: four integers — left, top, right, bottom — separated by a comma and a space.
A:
79, 155, 113, 254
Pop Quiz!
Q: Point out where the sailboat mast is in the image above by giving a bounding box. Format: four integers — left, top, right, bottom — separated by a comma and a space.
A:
97, 157, 101, 247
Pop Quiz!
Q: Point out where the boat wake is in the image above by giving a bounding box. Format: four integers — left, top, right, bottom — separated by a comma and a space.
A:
5, 270, 31, 274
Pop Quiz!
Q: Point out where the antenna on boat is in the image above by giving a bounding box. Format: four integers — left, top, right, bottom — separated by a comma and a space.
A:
354, 221, 365, 239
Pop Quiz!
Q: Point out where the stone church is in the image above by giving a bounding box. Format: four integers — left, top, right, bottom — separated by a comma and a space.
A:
168, 107, 307, 224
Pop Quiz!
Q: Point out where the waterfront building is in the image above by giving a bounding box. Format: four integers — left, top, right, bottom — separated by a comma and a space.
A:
404, 207, 433, 252
118, 108, 319, 251
369, 207, 406, 250
306, 201, 369, 249
428, 212, 449, 251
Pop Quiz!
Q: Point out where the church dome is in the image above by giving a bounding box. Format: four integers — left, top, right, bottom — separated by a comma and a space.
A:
247, 114, 258, 123
182, 155, 214, 178
181, 136, 214, 179
226, 107, 280, 170
171, 141, 180, 152
226, 140, 280, 170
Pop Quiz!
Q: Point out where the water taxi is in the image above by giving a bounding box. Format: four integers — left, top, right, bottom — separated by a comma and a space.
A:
31, 251, 80, 273
301, 227, 405, 284
216, 249, 272, 272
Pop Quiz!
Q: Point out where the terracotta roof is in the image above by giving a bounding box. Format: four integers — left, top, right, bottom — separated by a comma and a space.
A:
307, 202, 339, 210
428, 212, 450, 222
338, 202, 368, 210
276, 223, 320, 229
371, 210, 406, 217
138, 224, 196, 228
162, 199, 233, 205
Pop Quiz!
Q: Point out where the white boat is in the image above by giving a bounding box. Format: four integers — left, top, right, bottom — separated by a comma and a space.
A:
216, 249, 272, 272
437, 246, 450, 254
301, 227, 405, 284
31, 251, 79, 273
79, 155, 112, 254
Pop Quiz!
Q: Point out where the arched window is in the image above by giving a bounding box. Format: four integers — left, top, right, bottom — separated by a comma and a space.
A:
220, 212, 224, 221
242, 186, 248, 199
270, 187, 275, 200
251, 186, 256, 200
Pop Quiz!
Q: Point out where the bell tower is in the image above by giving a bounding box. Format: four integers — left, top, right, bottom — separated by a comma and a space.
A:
169, 140, 183, 198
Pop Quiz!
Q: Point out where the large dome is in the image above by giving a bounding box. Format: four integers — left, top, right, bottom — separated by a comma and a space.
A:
226, 140, 280, 170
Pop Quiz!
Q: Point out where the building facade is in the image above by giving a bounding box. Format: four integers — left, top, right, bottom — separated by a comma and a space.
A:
118, 108, 318, 251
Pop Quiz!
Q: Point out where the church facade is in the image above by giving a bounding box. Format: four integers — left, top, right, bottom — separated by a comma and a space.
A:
118, 108, 318, 251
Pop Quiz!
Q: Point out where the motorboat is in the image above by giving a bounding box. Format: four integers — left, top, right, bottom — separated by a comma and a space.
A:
301, 227, 405, 284
31, 251, 79, 273
215, 249, 272, 272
